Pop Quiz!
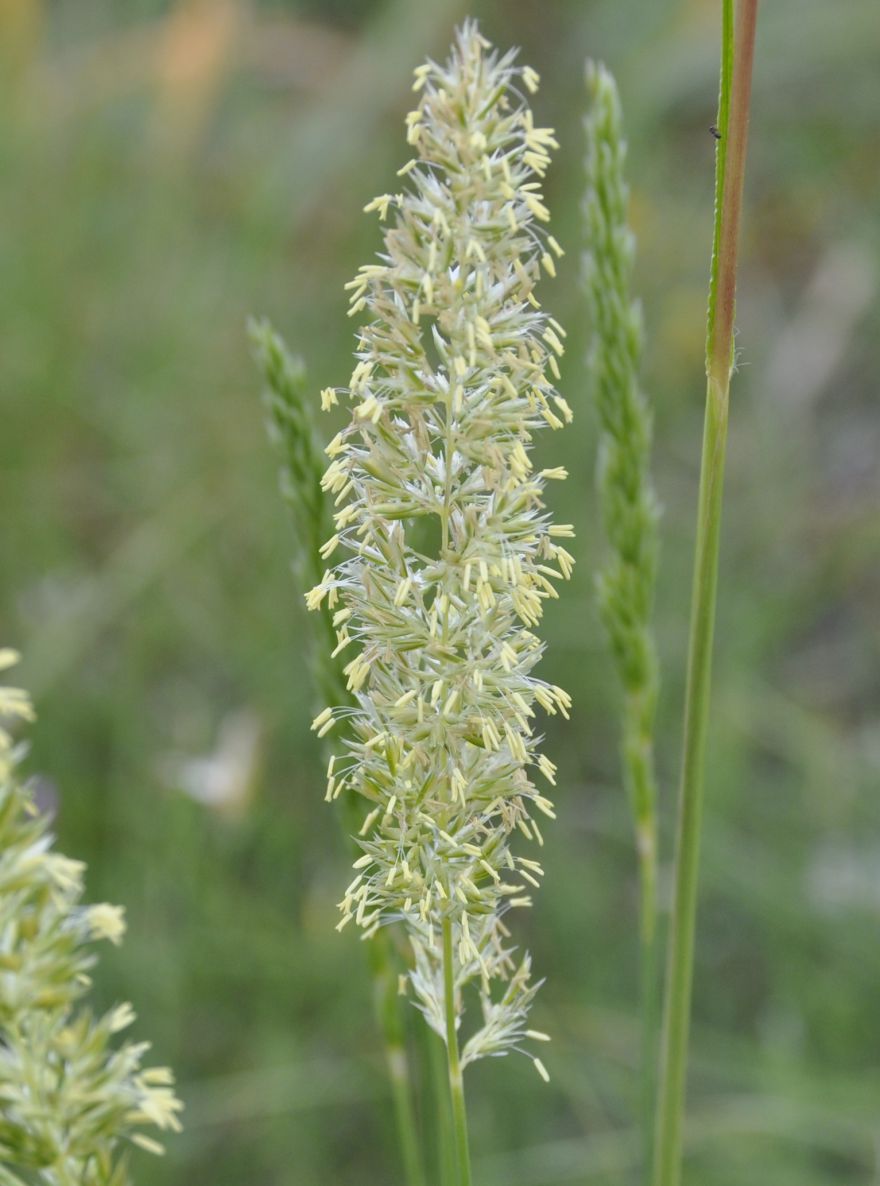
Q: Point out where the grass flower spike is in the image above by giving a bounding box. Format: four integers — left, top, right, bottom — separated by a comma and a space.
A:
583, 61, 660, 1179
583, 62, 659, 911
249, 321, 346, 713
0, 651, 182, 1185
306, 20, 572, 1177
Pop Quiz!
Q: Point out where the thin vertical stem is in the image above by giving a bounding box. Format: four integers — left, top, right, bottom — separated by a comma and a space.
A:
626, 694, 660, 1186
442, 917, 472, 1186
339, 757, 425, 1186
366, 938, 426, 1186
635, 799, 658, 1184
424, 1026, 457, 1186
653, 3, 758, 1185
652, 377, 728, 1186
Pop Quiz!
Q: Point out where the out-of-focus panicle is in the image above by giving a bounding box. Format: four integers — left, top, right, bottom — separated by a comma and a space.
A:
583, 61, 661, 1177
0, 650, 182, 1186
583, 60, 659, 872
251, 322, 426, 1186
250, 319, 346, 712
307, 21, 572, 1076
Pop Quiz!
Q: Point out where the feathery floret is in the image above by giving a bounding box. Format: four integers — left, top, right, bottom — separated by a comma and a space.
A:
307, 22, 572, 1074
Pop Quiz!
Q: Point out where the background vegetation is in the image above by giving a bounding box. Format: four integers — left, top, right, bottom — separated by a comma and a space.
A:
2, 1, 878, 1183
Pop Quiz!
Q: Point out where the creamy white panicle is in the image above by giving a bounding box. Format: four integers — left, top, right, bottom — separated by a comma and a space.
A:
308, 21, 572, 1076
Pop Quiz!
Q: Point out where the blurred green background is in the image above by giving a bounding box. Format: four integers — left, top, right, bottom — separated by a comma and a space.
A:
2, 0, 879, 1183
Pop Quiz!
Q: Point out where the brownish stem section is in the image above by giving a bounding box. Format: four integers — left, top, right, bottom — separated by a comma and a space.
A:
708, 0, 759, 390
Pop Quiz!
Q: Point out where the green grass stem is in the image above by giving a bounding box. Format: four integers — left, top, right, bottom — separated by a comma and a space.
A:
367, 939, 426, 1186
424, 1026, 457, 1186
652, 3, 759, 1184
442, 918, 472, 1186
637, 809, 658, 1183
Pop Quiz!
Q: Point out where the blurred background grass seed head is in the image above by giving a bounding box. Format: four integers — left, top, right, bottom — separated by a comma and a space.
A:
2, 1, 879, 1183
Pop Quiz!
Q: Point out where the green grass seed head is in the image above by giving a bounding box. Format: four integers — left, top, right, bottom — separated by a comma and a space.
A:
583, 61, 660, 823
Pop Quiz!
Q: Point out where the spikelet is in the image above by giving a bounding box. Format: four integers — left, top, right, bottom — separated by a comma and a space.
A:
307, 21, 572, 1074
0, 651, 182, 1184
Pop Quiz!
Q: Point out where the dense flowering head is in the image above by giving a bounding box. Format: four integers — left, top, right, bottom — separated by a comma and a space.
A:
308, 21, 572, 1075
0, 652, 182, 1184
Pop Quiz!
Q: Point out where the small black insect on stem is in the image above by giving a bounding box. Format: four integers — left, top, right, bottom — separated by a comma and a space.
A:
709, 125, 722, 140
